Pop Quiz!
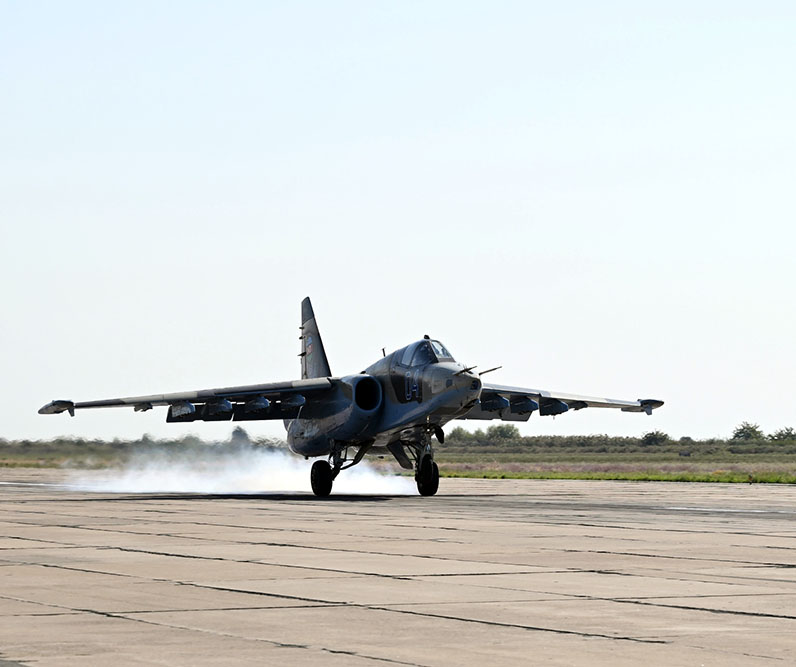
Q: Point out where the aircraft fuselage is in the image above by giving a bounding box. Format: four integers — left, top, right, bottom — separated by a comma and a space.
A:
284, 347, 481, 457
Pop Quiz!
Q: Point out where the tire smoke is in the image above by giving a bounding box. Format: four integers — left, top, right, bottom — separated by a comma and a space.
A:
67, 443, 417, 495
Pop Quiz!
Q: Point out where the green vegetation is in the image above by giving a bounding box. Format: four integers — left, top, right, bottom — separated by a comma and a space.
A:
431, 423, 796, 483
438, 469, 796, 484
731, 421, 765, 441
0, 427, 282, 468
2, 423, 795, 484
770, 426, 796, 442
442, 424, 796, 455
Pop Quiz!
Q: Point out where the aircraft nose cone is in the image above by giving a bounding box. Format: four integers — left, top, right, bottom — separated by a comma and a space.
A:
459, 372, 481, 401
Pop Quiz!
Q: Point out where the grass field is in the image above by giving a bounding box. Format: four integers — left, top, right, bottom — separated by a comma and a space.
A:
434, 452, 796, 483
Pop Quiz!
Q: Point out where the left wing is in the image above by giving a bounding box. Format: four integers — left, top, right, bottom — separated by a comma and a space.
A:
38, 377, 335, 422
462, 382, 663, 422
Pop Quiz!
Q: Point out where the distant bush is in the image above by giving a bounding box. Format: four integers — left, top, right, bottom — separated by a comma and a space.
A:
769, 427, 796, 442
641, 430, 669, 447
732, 422, 765, 441
486, 424, 521, 441
447, 426, 475, 444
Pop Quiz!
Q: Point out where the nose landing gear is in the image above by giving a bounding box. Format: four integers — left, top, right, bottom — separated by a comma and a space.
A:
413, 433, 439, 496
416, 453, 439, 496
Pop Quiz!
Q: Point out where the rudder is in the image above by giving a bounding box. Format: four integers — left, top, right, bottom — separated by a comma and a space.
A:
300, 297, 332, 379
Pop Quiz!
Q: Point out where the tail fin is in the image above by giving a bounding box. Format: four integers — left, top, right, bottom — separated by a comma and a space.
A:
300, 297, 332, 379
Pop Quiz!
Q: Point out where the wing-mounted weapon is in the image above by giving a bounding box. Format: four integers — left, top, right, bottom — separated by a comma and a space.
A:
39, 377, 335, 423
463, 382, 663, 422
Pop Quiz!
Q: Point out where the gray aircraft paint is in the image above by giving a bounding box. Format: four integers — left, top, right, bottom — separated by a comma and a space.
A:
300, 297, 332, 380
39, 297, 663, 495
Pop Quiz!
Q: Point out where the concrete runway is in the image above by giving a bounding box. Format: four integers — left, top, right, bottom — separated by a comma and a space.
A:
2, 469, 796, 666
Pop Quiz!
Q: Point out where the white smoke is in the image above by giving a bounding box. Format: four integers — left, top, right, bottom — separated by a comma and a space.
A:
67, 444, 416, 495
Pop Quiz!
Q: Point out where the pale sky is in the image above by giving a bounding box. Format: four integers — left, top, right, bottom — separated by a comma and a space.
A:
2, 1, 795, 443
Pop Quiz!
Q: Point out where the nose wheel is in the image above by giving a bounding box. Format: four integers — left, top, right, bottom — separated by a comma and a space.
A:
416, 454, 439, 496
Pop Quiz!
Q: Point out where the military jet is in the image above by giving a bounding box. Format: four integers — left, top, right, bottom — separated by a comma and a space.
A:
40, 297, 663, 496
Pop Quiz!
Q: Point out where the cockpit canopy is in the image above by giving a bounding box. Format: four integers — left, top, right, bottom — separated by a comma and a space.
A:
397, 339, 455, 367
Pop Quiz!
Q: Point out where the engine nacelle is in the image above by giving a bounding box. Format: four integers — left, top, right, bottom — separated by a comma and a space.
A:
285, 374, 384, 456
331, 374, 383, 441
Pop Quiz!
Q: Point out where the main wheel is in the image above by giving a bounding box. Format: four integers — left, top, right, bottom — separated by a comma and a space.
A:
310, 460, 334, 497
416, 457, 439, 496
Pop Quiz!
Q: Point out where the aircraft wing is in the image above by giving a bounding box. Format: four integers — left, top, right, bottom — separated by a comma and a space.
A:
462, 382, 664, 422
38, 377, 335, 422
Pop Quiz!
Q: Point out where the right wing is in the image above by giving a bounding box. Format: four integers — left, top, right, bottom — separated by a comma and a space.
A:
38, 377, 335, 422
462, 382, 664, 422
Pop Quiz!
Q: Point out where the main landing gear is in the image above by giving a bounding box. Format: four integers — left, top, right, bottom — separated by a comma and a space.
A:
309, 434, 441, 498
310, 440, 372, 497
310, 460, 335, 497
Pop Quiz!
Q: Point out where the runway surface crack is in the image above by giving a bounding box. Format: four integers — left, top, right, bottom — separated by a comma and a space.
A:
366, 605, 667, 644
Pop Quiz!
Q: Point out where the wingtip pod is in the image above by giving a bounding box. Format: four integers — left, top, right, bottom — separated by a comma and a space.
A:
38, 400, 75, 416
621, 399, 664, 415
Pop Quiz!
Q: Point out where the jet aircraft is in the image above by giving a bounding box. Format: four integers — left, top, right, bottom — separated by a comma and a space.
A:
39, 298, 663, 496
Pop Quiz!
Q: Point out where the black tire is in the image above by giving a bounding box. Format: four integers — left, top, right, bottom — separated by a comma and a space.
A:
310, 460, 334, 497
416, 458, 439, 497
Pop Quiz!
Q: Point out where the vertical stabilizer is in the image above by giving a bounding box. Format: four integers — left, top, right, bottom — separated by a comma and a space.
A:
300, 297, 332, 379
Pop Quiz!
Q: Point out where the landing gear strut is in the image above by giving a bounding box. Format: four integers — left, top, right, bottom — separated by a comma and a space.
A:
310, 440, 372, 497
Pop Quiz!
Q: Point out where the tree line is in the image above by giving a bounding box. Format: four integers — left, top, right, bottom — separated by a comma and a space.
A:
442, 421, 796, 454
3, 423, 795, 462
